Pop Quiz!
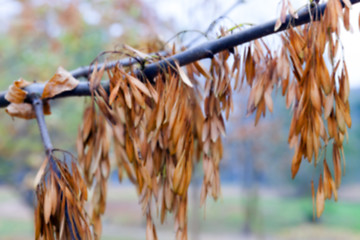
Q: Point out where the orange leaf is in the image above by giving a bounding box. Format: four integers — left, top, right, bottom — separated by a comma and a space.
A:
42, 66, 79, 99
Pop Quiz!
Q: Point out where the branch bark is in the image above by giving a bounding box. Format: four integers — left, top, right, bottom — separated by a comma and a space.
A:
31, 94, 53, 154
0, 0, 358, 108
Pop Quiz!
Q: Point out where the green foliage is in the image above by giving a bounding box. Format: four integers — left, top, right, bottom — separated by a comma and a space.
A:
0, 0, 159, 187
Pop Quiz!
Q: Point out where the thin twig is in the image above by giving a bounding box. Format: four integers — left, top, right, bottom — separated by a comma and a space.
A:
31, 94, 53, 154
0, 0, 358, 108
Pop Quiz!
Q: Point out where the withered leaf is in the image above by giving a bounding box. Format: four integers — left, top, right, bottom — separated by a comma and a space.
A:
33, 157, 49, 188
44, 189, 52, 224
124, 71, 152, 97
123, 44, 151, 60
316, 174, 325, 218
175, 61, 193, 88
42, 66, 79, 99
5, 78, 31, 103
6, 101, 51, 120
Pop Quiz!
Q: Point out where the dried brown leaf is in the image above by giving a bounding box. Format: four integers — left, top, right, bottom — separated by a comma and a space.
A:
44, 190, 52, 224
316, 174, 325, 218
42, 66, 79, 99
6, 103, 36, 119
175, 61, 193, 87
123, 70, 152, 98
5, 78, 31, 103
123, 44, 151, 59
33, 157, 49, 188
324, 92, 334, 119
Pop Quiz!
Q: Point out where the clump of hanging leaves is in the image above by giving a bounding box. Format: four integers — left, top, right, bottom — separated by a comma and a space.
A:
33, 150, 91, 239
2, 0, 356, 239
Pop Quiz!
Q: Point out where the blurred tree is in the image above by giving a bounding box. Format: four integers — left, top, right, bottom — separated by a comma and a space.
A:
0, 0, 163, 198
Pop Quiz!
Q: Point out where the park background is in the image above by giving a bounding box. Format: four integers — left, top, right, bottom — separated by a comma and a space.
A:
0, 0, 360, 239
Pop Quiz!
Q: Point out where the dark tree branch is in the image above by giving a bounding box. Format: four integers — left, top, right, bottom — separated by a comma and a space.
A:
31, 94, 53, 154
0, 0, 358, 108
70, 50, 168, 79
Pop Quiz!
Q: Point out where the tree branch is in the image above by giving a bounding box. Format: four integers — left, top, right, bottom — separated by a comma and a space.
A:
31, 94, 53, 154
70, 50, 168, 79
0, 0, 358, 109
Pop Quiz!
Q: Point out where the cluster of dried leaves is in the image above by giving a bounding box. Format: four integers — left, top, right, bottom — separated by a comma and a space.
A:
77, 64, 111, 239
33, 150, 90, 239
280, 0, 352, 218
3, 0, 359, 239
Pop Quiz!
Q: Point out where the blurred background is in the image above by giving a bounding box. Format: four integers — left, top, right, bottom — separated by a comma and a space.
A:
1, 0, 360, 239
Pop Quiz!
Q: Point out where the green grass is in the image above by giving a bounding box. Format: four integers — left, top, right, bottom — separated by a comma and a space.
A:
1, 186, 360, 239
0, 219, 33, 237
